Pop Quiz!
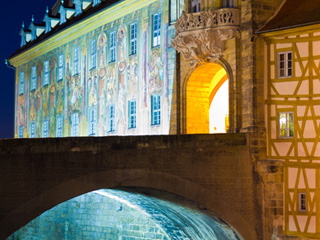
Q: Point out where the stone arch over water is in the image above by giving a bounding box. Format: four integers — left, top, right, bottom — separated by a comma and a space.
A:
3, 169, 255, 239
8, 187, 243, 240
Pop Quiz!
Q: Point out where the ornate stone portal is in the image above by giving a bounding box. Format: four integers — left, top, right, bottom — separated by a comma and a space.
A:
172, 8, 240, 67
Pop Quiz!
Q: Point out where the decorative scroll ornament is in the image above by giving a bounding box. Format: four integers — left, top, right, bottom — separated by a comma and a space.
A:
172, 9, 240, 68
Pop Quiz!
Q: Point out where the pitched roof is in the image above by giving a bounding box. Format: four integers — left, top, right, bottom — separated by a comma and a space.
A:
9, 0, 120, 60
258, 0, 320, 33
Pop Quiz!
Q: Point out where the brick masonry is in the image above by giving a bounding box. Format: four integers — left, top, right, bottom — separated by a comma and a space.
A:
0, 133, 272, 240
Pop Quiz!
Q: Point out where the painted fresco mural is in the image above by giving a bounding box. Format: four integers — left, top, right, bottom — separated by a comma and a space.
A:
14, 1, 174, 138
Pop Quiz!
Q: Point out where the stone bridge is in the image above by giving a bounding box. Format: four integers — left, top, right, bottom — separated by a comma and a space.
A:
0, 134, 268, 240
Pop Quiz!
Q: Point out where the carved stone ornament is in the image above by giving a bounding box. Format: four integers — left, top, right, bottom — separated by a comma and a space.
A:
172, 9, 240, 68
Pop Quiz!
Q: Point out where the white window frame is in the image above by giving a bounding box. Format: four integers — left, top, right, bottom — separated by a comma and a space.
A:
19, 71, 24, 95
89, 108, 96, 136
42, 120, 49, 138
279, 112, 294, 138
74, 48, 79, 75
152, 13, 161, 47
71, 112, 79, 137
128, 100, 136, 129
298, 192, 307, 212
58, 55, 64, 81
56, 115, 63, 137
30, 122, 36, 138
44, 61, 50, 86
91, 39, 97, 69
278, 51, 292, 78
108, 104, 115, 132
151, 94, 161, 125
18, 125, 23, 138
191, 0, 200, 12
129, 23, 137, 55
110, 31, 116, 62
31, 66, 37, 91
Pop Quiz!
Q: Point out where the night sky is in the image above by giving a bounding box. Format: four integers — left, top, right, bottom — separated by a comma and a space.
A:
0, 0, 57, 138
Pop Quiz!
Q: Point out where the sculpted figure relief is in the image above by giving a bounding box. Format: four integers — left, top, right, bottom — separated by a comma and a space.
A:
172, 8, 239, 67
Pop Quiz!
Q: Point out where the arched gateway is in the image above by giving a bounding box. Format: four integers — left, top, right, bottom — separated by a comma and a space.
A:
186, 63, 229, 134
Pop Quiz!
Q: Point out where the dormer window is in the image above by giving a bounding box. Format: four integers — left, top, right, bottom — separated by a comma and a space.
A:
73, 0, 82, 16
44, 7, 51, 33
19, 22, 26, 47
93, 0, 101, 7
59, 5, 67, 24
30, 21, 37, 41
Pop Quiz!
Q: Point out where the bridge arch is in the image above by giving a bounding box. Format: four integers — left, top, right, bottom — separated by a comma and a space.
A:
2, 169, 256, 240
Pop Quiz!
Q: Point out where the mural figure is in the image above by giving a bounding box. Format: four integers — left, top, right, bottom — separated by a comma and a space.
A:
127, 55, 138, 97
148, 49, 163, 94
88, 70, 98, 107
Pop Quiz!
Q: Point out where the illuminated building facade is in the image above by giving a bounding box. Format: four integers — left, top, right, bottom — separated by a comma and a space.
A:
9, 0, 179, 138
259, 0, 320, 238
8, 0, 320, 239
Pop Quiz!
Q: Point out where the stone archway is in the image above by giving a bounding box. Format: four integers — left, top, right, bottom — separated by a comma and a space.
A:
186, 63, 229, 134
2, 169, 256, 240
8, 187, 243, 240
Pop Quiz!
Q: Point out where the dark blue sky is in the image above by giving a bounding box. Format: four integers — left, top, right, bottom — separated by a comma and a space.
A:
0, 0, 57, 138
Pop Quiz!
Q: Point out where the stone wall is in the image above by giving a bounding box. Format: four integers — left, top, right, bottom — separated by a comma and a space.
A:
0, 134, 264, 239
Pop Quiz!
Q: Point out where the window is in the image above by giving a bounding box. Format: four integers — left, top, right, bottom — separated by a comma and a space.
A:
223, 0, 234, 8
169, 0, 182, 24
128, 100, 136, 129
110, 31, 116, 62
299, 193, 307, 212
278, 51, 292, 78
42, 120, 49, 138
58, 55, 64, 81
129, 23, 137, 55
91, 39, 97, 69
152, 13, 161, 47
74, 48, 79, 75
151, 94, 161, 125
89, 109, 96, 136
19, 72, 24, 95
279, 112, 293, 137
44, 61, 50, 86
56, 115, 63, 137
18, 125, 23, 138
108, 104, 115, 132
31, 66, 37, 91
30, 122, 36, 138
191, 0, 200, 12
71, 112, 79, 136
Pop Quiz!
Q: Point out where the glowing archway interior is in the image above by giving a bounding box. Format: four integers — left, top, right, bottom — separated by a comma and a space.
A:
8, 188, 242, 240
186, 63, 228, 134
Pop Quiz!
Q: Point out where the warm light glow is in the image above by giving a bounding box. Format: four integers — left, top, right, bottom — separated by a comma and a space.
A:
209, 80, 229, 133
186, 63, 228, 134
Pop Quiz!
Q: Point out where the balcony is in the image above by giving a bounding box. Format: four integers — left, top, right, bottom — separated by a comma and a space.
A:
172, 8, 240, 67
